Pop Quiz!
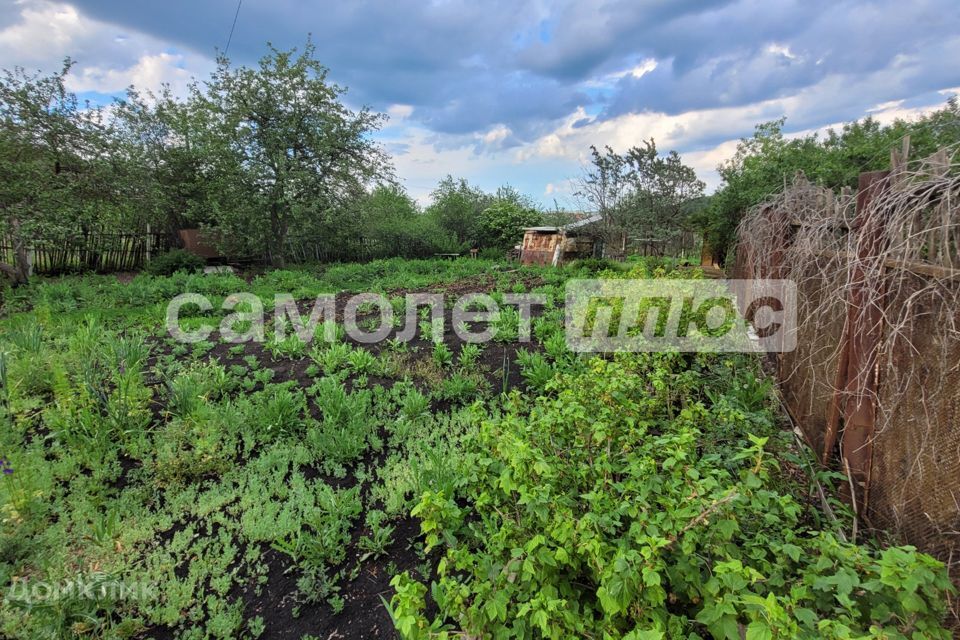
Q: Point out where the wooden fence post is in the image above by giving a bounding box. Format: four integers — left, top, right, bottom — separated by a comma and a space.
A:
145, 224, 152, 264
833, 169, 891, 510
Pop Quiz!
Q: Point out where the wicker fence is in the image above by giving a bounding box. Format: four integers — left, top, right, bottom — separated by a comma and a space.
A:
735, 145, 960, 620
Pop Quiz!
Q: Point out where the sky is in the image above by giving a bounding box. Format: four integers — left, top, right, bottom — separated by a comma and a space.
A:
1, 0, 959, 207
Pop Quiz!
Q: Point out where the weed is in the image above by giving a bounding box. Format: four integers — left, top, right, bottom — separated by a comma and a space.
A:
431, 342, 453, 368
347, 348, 377, 374
457, 343, 483, 368
516, 349, 554, 391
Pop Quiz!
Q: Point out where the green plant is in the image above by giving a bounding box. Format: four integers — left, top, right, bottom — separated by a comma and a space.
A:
320, 342, 352, 374
266, 333, 307, 360
457, 343, 482, 368
399, 387, 430, 422
347, 348, 377, 374
418, 319, 434, 343
307, 377, 377, 469
0, 350, 9, 410
294, 567, 342, 611
4, 571, 143, 638
437, 373, 483, 403
516, 349, 555, 391
386, 337, 409, 353
248, 616, 265, 638
491, 306, 519, 343
542, 332, 569, 362
391, 354, 956, 639
256, 385, 306, 435
432, 342, 453, 368
359, 523, 395, 561
145, 249, 205, 276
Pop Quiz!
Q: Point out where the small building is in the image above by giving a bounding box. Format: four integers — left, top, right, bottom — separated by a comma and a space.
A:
519, 214, 602, 266
178, 228, 222, 259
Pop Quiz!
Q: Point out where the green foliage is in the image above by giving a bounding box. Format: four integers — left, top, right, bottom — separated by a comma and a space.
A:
144, 249, 205, 276
431, 342, 453, 368
391, 353, 955, 639
437, 373, 484, 404
0, 62, 133, 284
255, 385, 307, 436
273, 485, 362, 569
399, 386, 431, 423
477, 200, 542, 250
347, 185, 457, 257
265, 333, 308, 360
347, 348, 377, 374
575, 141, 705, 249
3, 261, 953, 640
515, 349, 555, 391
425, 176, 491, 248
307, 377, 378, 470
197, 40, 390, 265
697, 102, 960, 260
457, 343, 482, 368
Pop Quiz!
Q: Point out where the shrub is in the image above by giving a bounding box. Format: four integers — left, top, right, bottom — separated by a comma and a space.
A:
144, 249, 205, 276
392, 354, 955, 639
476, 201, 542, 250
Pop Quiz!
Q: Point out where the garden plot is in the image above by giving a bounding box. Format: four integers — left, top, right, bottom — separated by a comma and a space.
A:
0, 258, 955, 640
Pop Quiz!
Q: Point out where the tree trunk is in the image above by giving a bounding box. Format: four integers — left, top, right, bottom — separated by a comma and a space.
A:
0, 218, 30, 286
269, 205, 287, 268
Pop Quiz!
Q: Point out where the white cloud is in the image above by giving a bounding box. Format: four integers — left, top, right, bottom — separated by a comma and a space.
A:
0, 0, 213, 97
68, 51, 196, 94
388, 125, 501, 205
582, 58, 657, 88
480, 123, 511, 145
0, 2, 87, 59
507, 74, 959, 197
766, 43, 798, 60
386, 103, 414, 120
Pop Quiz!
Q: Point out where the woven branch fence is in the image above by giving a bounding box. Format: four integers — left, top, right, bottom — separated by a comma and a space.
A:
735, 143, 960, 620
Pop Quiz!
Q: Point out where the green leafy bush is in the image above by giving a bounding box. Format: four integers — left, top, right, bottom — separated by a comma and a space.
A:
392, 354, 955, 639
144, 249, 205, 276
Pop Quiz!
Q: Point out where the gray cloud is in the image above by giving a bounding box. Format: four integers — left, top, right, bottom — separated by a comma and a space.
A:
34, 0, 960, 150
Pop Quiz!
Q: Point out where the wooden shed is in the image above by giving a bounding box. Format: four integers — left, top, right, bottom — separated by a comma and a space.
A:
178, 228, 222, 259
519, 214, 602, 266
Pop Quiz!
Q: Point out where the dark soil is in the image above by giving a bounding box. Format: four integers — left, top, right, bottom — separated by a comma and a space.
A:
136, 276, 545, 639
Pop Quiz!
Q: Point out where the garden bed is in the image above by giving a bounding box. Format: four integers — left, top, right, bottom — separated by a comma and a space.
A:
0, 258, 954, 639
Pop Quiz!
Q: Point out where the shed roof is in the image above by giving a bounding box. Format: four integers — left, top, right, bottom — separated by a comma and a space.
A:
563, 213, 603, 230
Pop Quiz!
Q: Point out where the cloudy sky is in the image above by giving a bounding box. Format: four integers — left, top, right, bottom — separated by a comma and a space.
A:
2, 0, 959, 206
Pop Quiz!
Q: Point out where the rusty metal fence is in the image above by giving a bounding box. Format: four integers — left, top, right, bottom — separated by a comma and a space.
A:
735, 147, 960, 617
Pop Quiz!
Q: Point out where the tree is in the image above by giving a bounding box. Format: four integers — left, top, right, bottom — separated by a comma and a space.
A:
426, 176, 491, 248
575, 141, 704, 253
197, 40, 391, 266
349, 184, 456, 257
0, 61, 119, 284
477, 197, 542, 250
110, 86, 221, 234
696, 100, 960, 262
